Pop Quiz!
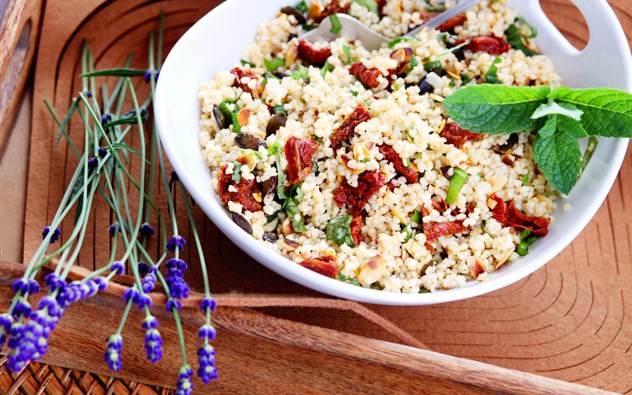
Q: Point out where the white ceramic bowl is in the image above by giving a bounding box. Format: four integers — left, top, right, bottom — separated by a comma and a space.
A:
155, 0, 632, 305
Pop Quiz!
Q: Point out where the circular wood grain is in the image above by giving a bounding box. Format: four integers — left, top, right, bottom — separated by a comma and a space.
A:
23, 0, 632, 392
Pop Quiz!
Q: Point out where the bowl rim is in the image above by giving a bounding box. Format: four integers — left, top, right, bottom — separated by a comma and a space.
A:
154, 0, 631, 306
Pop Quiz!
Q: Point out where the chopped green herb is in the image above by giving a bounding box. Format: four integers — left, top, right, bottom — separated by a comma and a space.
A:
291, 65, 310, 81
337, 273, 361, 286
283, 197, 306, 232
412, 152, 423, 160
343, 44, 352, 58
460, 74, 471, 85
353, 0, 378, 13
517, 229, 538, 256
302, 23, 318, 31
360, 158, 371, 163
405, 130, 414, 141
219, 98, 241, 132
321, 62, 335, 77
350, 89, 359, 97
522, 174, 529, 185
364, 99, 371, 108
273, 104, 286, 114
268, 141, 287, 200
402, 226, 416, 243
232, 163, 242, 183
424, 59, 442, 73
392, 82, 402, 91
329, 14, 342, 35
505, 24, 536, 56
313, 135, 323, 143
412, 210, 422, 225
449, 80, 456, 88
295, 0, 308, 13
409, 56, 419, 68
438, 33, 449, 44
326, 215, 356, 247
388, 36, 416, 49
403, 158, 411, 168
446, 167, 469, 205
264, 57, 285, 71
484, 57, 503, 84
241, 59, 256, 67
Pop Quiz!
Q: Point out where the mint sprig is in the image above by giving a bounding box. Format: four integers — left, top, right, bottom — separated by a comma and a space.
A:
443, 84, 632, 194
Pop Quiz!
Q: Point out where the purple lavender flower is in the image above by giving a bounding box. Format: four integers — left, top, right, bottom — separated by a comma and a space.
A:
171, 170, 179, 182
94, 277, 108, 292
98, 147, 108, 157
144, 328, 163, 363
42, 227, 61, 243
12, 301, 32, 319
176, 365, 194, 395
200, 297, 217, 312
6, 322, 38, 371
143, 70, 153, 83
139, 223, 155, 238
101, 113, 113, 126
124, 288, 152, 310
88, 157, 98, 169
105, 334, 123, 372
85, 90, 93, 98
12, 278, 39, 295
198, 324, 217, 341
45, 273, 66, 292
141, 268, 157, 293
166, 235, 186, 252
166, 298, 182, 312
165, 259, 190, 299
138, 262, 150, 276
110, 261, 125, 275
142, 315, 158, 330
197, 344, 218, 383
108, 223, 121, 237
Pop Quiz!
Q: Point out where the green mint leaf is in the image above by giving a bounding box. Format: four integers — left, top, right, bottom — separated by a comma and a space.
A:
264, 57, 285, 71
283, 197, 306, 232
388, 36, 416, 49
295, 0, 308, 13
532, 101, 583, 122
337, 273, 360, 286
241, 59, 255, 67
353, 0, 378, 13
548, 87, 632, 137
326, 215, 356, 247
291, 65, 310, 82
329, 14, 342, 35
321, 62, 335, 77
533, 115, 582, 195
484, 57, 503, 84
443, 85, 550, 134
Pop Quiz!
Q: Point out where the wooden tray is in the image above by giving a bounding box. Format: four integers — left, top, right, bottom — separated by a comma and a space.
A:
2, 0, 632, 393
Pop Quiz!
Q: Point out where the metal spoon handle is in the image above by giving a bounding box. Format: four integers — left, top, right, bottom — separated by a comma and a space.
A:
406, 0, 483, 37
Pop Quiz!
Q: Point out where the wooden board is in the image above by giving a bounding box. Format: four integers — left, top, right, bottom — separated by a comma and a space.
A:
4, 0, 632, 393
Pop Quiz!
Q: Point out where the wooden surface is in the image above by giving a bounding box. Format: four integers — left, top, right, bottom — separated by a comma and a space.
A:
0, 0, 43, 154
1, 0, 631, 393
0, 261, 608, 395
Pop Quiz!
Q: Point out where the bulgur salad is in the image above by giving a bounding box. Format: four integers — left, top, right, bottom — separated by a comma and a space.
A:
198, 0, 559, 293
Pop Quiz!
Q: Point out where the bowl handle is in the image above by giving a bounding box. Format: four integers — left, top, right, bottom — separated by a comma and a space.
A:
516, 0, 632, 90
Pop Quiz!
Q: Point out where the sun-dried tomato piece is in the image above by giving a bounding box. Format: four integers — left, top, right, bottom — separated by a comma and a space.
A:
455, 34, 510, 55
489, 194, 508, 226
350, 215, 364, 245
300, 256, 339, 278
297, 40, 332, 66
285, 137, 319, 184
378, 144, 418, 184
313, 0, 350, 22
334, 170, 386, 214
507, 202, 550, 237
424, 221, 469, 242
217, 164, 263, 212
437, 14, 467, 32
431, 195, 448, 213
441, 122, 484, 147
349, 62, 382, 89
230, 67, 263, 97
330, 105, 371, 150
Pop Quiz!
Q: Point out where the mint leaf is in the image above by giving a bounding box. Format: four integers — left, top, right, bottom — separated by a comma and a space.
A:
443, 85, 550, 134
329, 14, 342, 35
549, 87, 632, 137
283, 197, 306, 232
533, 115, 582, 195
484, 57, 503, 84
326, 215, 356, 247
264, 57, 285, 71
532, 101, 583, 122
